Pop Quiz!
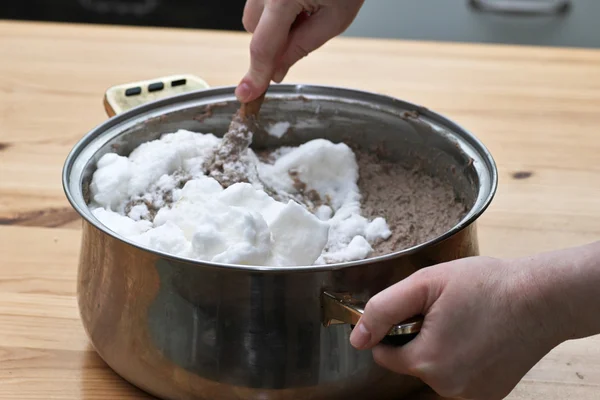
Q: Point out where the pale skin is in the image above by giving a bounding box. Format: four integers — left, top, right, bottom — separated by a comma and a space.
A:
235, 0, 364, 102
237, 1, 600, 399
352, 243, 600, 399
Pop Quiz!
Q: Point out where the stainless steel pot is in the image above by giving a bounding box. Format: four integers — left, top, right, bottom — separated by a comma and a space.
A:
63, 75, 497, 400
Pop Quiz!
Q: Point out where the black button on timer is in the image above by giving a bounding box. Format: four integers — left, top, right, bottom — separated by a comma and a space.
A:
148, 82, 165, 92
171, 79, 187, 87
125, 87, 142, 96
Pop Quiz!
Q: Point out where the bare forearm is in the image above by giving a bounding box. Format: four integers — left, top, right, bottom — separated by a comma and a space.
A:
523, 241, 600, 343
355, 241, 600, 399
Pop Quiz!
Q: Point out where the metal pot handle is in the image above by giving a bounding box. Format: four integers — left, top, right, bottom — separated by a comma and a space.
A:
103, 74, 210, 116
321, 291, 423, 347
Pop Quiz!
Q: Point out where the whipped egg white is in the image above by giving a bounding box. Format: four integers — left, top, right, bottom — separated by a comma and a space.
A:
88, 129, 391, 266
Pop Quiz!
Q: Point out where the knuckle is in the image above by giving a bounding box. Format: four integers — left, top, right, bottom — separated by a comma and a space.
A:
430, 381, 461, 399
291, 43, 310, 59
362, 296, 377, 317
362, 296, 381, 322
333, 17, 351, 35
403, 350, 437, 379
364, 294, 394, 325
430, 374, 468, 399
412, 264, 438, 281
409, 269, 434, 292
242, 14, 256, 33
242, 0, 264, 32
409, 357, 469, 399
333, 4, 361, 34
405, 360, 427, 378
371, 349, 387, 367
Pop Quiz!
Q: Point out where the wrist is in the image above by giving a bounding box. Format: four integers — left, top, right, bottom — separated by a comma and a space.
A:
514, 241, 600, 345
503, 256, 564, 351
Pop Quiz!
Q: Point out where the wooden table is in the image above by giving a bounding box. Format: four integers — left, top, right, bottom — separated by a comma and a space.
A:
1, 20, 599, 400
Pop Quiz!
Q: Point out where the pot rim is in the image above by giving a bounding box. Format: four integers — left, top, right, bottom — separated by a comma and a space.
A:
63, 83, 498, 273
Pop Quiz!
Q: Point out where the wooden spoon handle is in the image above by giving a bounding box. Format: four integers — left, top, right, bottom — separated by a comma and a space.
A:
240, 91, 267, 119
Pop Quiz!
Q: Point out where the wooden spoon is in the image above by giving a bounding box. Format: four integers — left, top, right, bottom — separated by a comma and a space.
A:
206, 91, 320, 209
207, 91, 267, 188
239, 91, 266, 121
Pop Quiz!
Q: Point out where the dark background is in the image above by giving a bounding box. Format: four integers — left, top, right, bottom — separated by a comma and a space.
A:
0, 0, 247, 31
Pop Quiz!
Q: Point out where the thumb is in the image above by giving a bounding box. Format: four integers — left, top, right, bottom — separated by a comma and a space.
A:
349, 270, 439, 350
272, 2, 363, 83
236, 2, 302, 102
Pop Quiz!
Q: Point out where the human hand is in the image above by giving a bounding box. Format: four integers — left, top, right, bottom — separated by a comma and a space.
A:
236, 0, 364, 102
349, 256, 563, 400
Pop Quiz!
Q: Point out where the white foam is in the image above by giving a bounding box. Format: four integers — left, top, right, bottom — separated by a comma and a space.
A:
88, 129, 392, 266
266, 121, 291, 138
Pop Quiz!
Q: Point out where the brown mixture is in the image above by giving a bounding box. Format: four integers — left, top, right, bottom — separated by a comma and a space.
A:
124, 137, 469, 257
205, 113, 254, 188
355, 149, 469, 255
258, 146, 469, 255
124, 170, 190, 221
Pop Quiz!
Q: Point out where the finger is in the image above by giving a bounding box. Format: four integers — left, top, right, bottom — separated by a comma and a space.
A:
270, 11, 310, 83
236, 1, 302, 102
272, 0, 364, 83
242, 0, 264, 33
349, 270, 440, 350
372, 341, 421, 377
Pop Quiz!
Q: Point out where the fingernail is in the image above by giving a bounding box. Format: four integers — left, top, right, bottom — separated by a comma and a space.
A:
235, 82, 252, 102
350, 322, 371, 349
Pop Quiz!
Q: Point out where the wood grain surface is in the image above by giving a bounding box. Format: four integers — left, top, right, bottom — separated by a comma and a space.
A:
1, 20, 599, 399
